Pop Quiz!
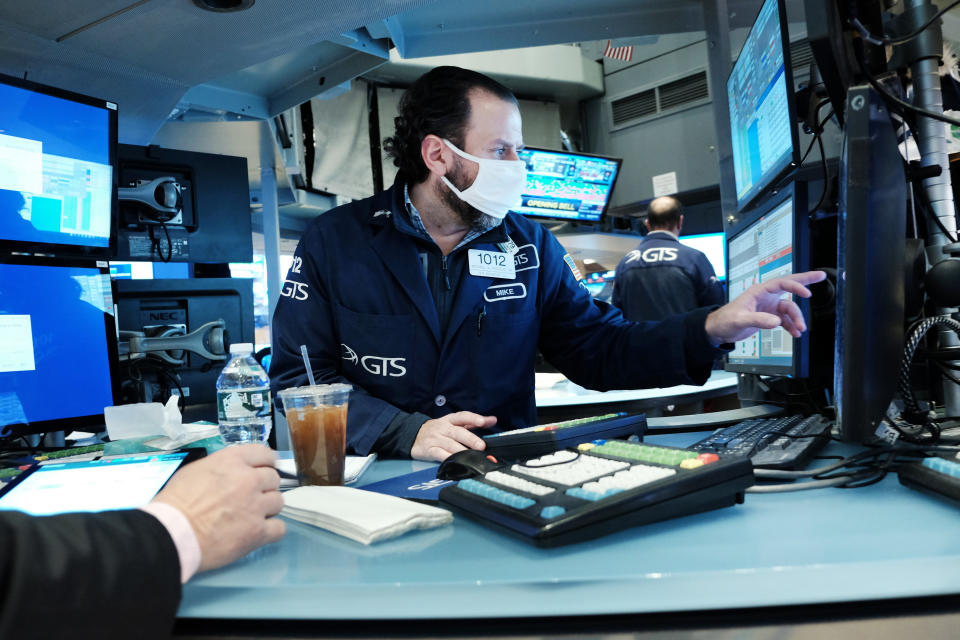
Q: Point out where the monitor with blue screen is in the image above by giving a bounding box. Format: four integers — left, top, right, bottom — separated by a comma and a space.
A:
0, 72, 117, 257
725, 184, 808, 376
679, 232, 726, 281
511, 147, 621, 223
0, 258, 118, 437
727, 0, 798, 212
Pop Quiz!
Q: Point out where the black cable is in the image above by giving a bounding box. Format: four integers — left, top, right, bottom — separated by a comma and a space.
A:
798, 108, 835, 168
853, 39, 960, 128
850, 1, 960, 47
147, 224, 171, 262
899, 316, 960, 430
808, 133, 830, 216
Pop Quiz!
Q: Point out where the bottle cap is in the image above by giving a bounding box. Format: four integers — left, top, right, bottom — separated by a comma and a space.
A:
229, 342, 254, 355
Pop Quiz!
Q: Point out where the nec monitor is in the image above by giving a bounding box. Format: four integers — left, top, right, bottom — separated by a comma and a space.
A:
0, 257, 119, 438
679, 232, 726, 281
511, 148, 621, 223
114, 277, 254, 423
727, 0, 799, 212
0, 73, 117, 258
834, 85, 906, 443
725, 184, 809, 376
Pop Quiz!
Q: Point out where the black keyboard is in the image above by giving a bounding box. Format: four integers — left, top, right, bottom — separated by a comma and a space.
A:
438, 440, 754, 547
483, 412, 646, 459
688, 414, 833, 470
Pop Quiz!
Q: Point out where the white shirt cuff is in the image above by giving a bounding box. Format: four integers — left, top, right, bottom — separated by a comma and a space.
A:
140, 501, 202, 584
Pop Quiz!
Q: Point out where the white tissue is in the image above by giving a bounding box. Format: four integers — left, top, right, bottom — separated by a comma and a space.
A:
104, 397, 219, 449
104, 399, 171, 440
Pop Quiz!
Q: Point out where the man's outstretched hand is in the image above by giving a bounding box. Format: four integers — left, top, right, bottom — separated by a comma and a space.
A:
705, 271, 827, 345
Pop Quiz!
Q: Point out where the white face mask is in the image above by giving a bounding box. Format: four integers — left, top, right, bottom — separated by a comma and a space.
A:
439, 139, 527, 219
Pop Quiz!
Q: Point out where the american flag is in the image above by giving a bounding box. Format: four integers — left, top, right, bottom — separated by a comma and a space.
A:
603, 39, 634, 62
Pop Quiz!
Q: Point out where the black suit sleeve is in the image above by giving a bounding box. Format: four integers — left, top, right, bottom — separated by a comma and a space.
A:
0, 509, 182, 640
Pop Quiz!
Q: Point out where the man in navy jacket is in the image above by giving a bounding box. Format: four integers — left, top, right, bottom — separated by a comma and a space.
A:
270, 66, 824, 462
613, 196, 725, 322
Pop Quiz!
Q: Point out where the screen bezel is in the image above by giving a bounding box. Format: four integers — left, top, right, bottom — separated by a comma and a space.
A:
0, 449, 205, 514
0, 71, 119, 259
511, 146, 623, 223
724, 183, 809, 377
0, 255, 120, 437
727, 0, 800, 213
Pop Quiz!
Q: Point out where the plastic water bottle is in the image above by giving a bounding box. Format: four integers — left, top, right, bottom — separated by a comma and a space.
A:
216, 343, 272, 445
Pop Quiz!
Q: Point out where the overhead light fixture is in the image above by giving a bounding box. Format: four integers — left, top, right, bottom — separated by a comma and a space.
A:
192, 0, 255, 12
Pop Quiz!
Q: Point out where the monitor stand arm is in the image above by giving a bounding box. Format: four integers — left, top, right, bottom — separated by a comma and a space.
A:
118, 319, 228, 366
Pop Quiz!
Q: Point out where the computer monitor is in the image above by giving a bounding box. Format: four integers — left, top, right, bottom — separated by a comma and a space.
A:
834, 85, 906, 443
511, 147, 621, 223
116, 144, 252, 264
114, 278, 254, 423
725, 183, 809, 376
679, 232, 726, 281
727, 0, 799, 212
0, 257, 119, 438
0, 72, 118, 258
582, 270, 616, 298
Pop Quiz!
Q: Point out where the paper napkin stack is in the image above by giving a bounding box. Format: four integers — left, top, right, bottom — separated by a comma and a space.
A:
281, 485, 453, 544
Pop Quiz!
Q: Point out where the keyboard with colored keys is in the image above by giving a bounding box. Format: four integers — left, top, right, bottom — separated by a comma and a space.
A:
439, 439, 754, 546
482, 412, 647, 459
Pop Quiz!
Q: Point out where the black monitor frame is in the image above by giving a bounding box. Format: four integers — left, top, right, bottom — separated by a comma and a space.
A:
724, 182, 810, 378
114, 277, 254, 423
834, 84, 907, 443
0, 255, 120, 438
0, 72, 118, 259
727, 0, 801, 213
511, 147, 622, 224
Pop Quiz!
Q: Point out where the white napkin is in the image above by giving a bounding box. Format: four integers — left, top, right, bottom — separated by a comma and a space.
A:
281, 486, 452, 545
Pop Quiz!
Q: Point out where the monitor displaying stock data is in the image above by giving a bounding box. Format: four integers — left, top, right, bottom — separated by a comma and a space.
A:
511, 147, 621, 223
727, 0, 798, 211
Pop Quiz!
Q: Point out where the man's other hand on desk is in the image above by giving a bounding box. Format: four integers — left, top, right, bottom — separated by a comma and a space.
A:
152, 444, 285, 573
705, 271, 827, 345
411, 411, 496, 462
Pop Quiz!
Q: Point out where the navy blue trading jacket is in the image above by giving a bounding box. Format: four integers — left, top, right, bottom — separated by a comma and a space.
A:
270, 184, 726, 455
612, 231, 725, 323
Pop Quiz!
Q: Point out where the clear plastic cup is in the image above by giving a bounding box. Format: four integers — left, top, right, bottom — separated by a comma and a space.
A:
277, 384, 351, 486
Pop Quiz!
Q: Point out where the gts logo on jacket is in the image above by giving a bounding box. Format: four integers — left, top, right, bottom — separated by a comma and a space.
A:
340, 343, 407, 377
625, 247, 679, 264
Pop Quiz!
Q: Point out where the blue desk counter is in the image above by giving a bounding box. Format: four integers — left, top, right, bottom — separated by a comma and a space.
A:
179, 434, 960, 622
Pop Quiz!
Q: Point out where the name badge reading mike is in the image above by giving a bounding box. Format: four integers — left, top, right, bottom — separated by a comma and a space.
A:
468, 249, 516, 279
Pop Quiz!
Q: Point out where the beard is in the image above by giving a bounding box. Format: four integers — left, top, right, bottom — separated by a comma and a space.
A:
437, 158, 498, 233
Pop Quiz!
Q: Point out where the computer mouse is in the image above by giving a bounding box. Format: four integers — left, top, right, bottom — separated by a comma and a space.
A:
436, 449, 503, 480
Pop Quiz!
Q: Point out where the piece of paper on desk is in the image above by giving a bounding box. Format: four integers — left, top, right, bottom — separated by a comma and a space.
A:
275, 454, 376, 488
281, 485, 452, 545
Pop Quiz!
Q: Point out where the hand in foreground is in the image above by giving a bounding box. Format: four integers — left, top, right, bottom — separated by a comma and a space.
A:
152, 444, 285, 573
411, 411, 497, 462
705, 271, 827, 345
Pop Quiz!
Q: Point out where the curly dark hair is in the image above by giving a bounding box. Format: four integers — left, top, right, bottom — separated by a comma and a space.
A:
383, 66, 518, 185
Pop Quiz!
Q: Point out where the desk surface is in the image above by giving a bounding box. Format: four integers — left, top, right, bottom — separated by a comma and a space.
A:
179, 433, 960, 624
534, 370, 738, 408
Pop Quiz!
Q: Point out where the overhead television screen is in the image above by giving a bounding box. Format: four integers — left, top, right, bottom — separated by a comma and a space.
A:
511, 147, 621, 223
0, 72, 117, 256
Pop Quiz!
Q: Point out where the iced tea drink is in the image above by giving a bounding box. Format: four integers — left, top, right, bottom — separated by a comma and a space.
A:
277, 384, 351, 486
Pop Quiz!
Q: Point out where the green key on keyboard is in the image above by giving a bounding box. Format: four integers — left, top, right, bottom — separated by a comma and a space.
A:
589, 441, 698, 466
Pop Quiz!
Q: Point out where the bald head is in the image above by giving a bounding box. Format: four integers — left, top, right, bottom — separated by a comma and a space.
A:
645, 196, 684, 233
